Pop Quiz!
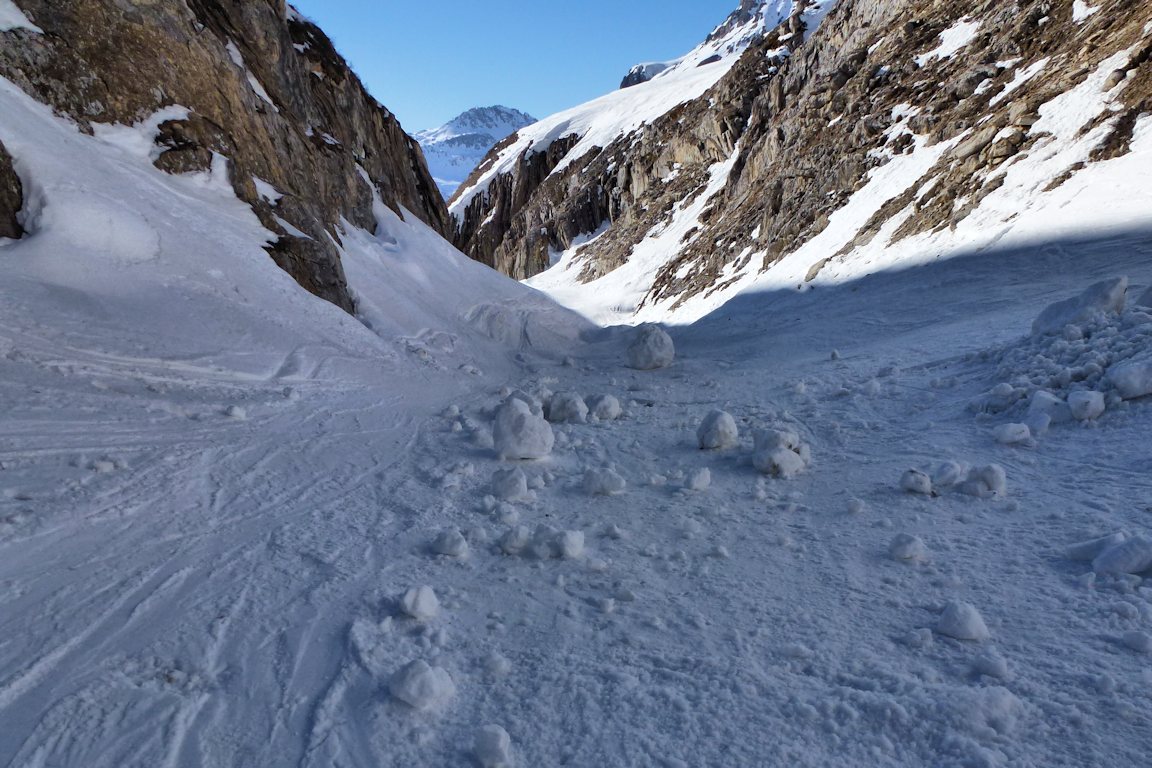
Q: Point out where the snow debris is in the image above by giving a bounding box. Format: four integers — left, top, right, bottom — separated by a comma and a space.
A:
1067, 390, 1105, 420
400, 586, 440, 621
225, 405, 247, 420
1031, 277, 1127, 336
900, 469, 933, 495
583, 468, 627, 496
1092, 535, 1152, 575
1107, 354, 1152, 400
932, 461, 968, 488
0, 1, 41, 33
846, 497, 866, 515
431, 528, 469, 558
493, 398, 555, 460
506, 389, 544, 417
915, 18, 981, 66
992, 422, 1032, 446
1072, 1, 1100, 23
889, 533, 928, 563
491, 467, 532, 502
499, 525, 531, 556
684, 467, 711, 492
557, 530, 585, 559
1135, 286, 1152, 308
972, 650, 1010, 679
626, 324, 675, 370
1122, 631, 1152, 654
752, 428, 811, 478
957, 464, 1007, 499
936, 601, 991, 641
586, 394, 622, 421
547, 391, 588, 423
1028, 390, 1072, 424
697, 409, 739, 450
473, 724, 514, 767
1065, 531, 1128, 562
389, 660, 455, 711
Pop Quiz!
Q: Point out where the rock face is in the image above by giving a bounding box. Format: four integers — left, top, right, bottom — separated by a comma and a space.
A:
0, 140, 21, 239
0, 0, 447, 313
414, 106, 536, 199
452, 0, 1152, 317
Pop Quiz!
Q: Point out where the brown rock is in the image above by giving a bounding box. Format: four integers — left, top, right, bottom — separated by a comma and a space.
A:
0, 140, 22, 239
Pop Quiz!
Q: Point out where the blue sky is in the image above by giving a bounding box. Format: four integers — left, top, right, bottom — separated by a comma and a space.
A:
289, 0, 738, 131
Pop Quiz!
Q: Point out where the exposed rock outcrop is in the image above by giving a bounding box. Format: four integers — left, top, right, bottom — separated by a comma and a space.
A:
453, 0, 1152, 316
0, 0, 447, 312
0, 140, 22, 239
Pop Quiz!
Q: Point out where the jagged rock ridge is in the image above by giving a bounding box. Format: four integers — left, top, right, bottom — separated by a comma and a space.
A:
453, 0, 1152, 323
0, 0, 447, 313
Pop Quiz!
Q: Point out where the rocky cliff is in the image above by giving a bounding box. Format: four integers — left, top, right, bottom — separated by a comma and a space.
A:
452, 0, 1152, 322
0, 0, 447, 313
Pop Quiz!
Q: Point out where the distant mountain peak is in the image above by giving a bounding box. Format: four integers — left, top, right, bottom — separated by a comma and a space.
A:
414, 106, 536, 200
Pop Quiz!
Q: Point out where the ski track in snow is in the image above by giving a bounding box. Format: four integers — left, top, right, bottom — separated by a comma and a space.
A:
4, 232, 1152, 766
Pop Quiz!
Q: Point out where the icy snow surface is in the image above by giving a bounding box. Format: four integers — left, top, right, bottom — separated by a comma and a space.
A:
0, 0, 40, 33
3, 48, 1152, 768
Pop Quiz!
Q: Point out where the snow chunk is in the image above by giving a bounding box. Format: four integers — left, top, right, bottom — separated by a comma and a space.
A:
1028, 390, 1072, 424
0, 1, 42, 33
558, 530, 585, 559
1107, 354, 1152, 400
900, 469, 933, 495
697, 410, 739, 450
627, 324, 675, 370
432, 529, 469, 558
1067, 390, 1105, 421
958, 464, 1007, 498
474, 724, 514, 767
973, 650, 1010, 679
547, 391, 588, 424
586, 394, 622, 421
684, 467, 711, 492
1122, 631, 1152, 654
1072, 1, 1100, 23
491, 467, 531, 501
889, 533, 928, 562
400, 586, 440, 621
493, 398, 555, 460
932, 461, 968, 488
389, 660, 455, 711
583, 468, 626, 495
499, 525, 531, 555
1135, 286, 1152, 309
752, 428, 811, 478
936, 601, 991, 641
1065, 531, 1127, 562
1092, 536, 1152, 575
1032, 277, 1127, 336
993, 423, 1032, 445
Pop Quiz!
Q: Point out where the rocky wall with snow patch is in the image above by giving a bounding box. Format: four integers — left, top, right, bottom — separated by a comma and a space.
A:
0, 0, 447, 312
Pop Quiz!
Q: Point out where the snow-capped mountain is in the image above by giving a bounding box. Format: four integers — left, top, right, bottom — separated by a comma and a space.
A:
415, 106, 536, 199
453, 0, 1152, 328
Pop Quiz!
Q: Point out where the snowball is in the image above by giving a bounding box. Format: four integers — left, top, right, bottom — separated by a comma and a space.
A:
932, 461, 967, 488
586, 394, 622, 421
936, 601, 991, 641
697, 410, 739, 450
1028, 390, 1072, 424
499, 525, 531, 555
558, 530, 585, 559
1122, 631, 1152, 654
753, 447, 806, 478
473, 724, 513, 767
583, 468, 626, 495
1031, 276, 1128, 335
685, 467, 711, 491
1024, 410, 1051, 437
389, 660, 455, 711
958, 464, 1007, 498
972, 650, 1009, 679
1107, 354, 1152, 400
431, 529, 469, 558
547, 392, 588, 424
400, 586, 440, 621
900, 469, 933, 495
493, 398, 555, 460
225, 405, 247, 419
889, 533, 928, 562
754, 428, 801, 453
506, 390, 543, 417
1067, 390, 1105, 421
491, 467, 530, 501
1092, 535, 1152, 575
1065, 531, 1128, 562
993, 423, 1032, 445
626, 324, 675, 370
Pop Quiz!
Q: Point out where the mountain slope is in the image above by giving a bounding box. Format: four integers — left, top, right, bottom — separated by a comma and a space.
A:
415, 106, 536, 199
0, 0, 447, 313
455, 0, 1152, 326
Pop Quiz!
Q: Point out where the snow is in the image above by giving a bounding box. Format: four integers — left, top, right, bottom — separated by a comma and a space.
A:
914, 18, 982, 67
582, 467, 627, 496
493, 398, 555, 459
1092, 536, 1152, 575
586, 393, 622, 421
1072, 1, 1100, 23
992, 422, 1032, 445
697, 409, 739, 449
1066, 390, 1105, 420
1108, 354, 1152, 399
936, 601, 991, 642
0, 0, 40, 33
390, 660, 456, 711
889, 533, 928, 563
474, 724, 514, 767
1031, 276, 1127, 335
626, 324, 675, 369
400, 585, 441, 620
414, 106, 536, 199
546, 391, 588, 423
901, 468, 934, 495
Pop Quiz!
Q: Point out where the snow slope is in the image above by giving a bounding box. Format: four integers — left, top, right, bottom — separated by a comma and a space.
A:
413, 106, 536, 200
3, 57, 1152, 768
